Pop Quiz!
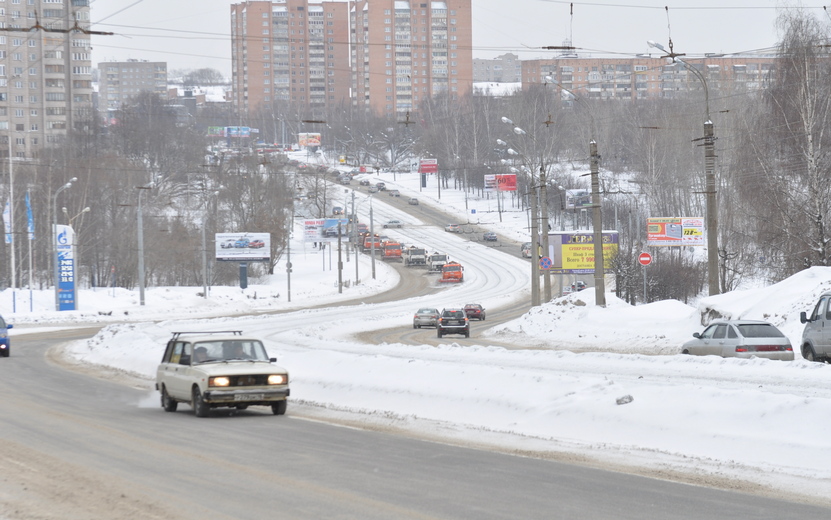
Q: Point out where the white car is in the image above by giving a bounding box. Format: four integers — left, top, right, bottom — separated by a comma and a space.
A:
383, 220, 403, 228
156, 331, 290, 417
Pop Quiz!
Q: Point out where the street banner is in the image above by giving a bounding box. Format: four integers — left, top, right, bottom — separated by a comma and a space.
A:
646, 217, 704, 246
56, 224, 76, 311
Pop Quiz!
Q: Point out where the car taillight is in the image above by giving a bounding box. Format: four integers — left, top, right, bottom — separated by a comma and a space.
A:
737, 345, 792, 352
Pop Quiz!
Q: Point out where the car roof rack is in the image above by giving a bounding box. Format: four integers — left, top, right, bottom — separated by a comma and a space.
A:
170, 331, 243, 340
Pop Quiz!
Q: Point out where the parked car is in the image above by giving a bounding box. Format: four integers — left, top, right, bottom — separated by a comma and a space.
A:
413, 308, 440, 329
408, 197, 419, 205
368, 185, 380, 193
437, 309, 470, 338
799, 292, 831, 361
445, 224, 461, 233
0, 314, 12, 357
388, 189, 401, 197
521, 242, 532, 258
681, 320, 794, 360
383, 220, 403, 228
155, 331, 290, 417
248, 240, 265, 248
359, 179, 371, 186
483, 232, 497, 242
463, 304, 486, 321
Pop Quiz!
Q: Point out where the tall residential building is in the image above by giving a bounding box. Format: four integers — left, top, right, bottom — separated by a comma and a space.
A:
473, 53, 521, 83
522, 55, 776, 101
98, 59, 168, 114
0, 0, 94, 158
230, 0, 473, 117
231, 0, 351, 115
350, 0, 472, 115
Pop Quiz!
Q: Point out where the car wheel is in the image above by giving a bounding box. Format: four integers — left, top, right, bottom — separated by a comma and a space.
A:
272, 400, 288, 415
437, 330, 443, 338
161, 386, 178, 412
0, 349, 8, 357
464, 331, 470, 338
803, 346, 818, 362
192, 386, 210, 418
681, 349, 691, 355
413, 323, 418, 329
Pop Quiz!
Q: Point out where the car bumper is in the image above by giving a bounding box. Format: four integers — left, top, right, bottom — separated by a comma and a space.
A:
203, 387, 290, 404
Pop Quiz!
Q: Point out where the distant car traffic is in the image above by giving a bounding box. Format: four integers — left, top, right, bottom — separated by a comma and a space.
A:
482, 232, 497, 242
388, 189, 401, 197
445, 224, 461, 233
383, 220, 403, 228
408, 197, 419, 205
368, 185, 380, 193
437, 309, 470, 338
332, 206, 344, 215
376, 182, 387, 191
681, 320, 794, 360
413, 308, 440, 329
463, 304, 486, 321
359, 179, 371, 186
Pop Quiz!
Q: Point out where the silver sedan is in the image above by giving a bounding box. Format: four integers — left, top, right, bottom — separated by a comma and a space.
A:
681, 320, 794, 360
413, 308, 440, 329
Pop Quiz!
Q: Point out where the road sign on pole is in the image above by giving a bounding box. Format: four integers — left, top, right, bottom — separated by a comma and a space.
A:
540, 257, 552, 270
638, 252, 652, 266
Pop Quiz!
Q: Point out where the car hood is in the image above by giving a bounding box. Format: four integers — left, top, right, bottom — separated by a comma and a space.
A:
190, 361, 288, 375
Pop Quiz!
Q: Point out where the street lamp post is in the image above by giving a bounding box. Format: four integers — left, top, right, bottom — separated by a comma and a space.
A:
545, 77, 606, 307
136, 184, 154, 306
648, 40, 718, 295
52, 177, 76, 311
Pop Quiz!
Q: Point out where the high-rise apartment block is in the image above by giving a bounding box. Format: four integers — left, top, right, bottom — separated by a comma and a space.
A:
473, 53, 521, 83
98, 60, 168, 114
230, 0, 473, 117
0, 0, 93, 158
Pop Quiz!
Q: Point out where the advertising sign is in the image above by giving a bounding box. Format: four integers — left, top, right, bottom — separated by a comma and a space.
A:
207, 126, 225, 137
418, 158, 438, 174
564, 189, 592, 209
298, 132, 321, 147
226, 126, 251, 137
484, 174, 518, 192
646, 217, 704, 246
55, 224, 76, 311
545, 231, 619, 275
303, 219, 349, 243
215, 232, 271, 262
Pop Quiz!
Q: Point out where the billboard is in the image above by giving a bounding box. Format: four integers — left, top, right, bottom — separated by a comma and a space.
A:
484, 174, 517, 192
303, 219, 350, 243
55, 224, 77, 311
215, 232, 271, 262
298, 132, 321, 147
646, 217, 704, 247
545, 231, 619, 274
418, 158, 438, 174
564, 189, 592, 209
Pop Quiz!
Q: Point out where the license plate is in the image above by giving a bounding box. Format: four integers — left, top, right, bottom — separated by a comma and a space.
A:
234, 394, 264, 401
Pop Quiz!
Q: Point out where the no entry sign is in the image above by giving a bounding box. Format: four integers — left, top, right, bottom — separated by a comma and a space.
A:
638, 252, 652, 266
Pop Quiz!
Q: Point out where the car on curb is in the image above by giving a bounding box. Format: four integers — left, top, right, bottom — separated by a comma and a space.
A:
413, 308, 440, 329
383, 220, 403, 228
681, 320, 794, 360
408, 197, 419, 205
483, 232, 497, 242
445, 224, 461, 233
437, 308, 470, 338
463, 304, 486, 321
155, 331, 290, 417
0, 314, 12, 357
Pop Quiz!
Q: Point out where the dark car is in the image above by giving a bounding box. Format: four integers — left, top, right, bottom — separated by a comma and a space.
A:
483, 232, 497, 242
359, 179, 371, 186
463, 304, 486, 321
0, 314, 12, 357
376, 182, 387, 191
437, 308, 470, 338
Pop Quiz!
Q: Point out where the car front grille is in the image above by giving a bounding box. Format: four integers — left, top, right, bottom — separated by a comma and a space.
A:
229, 375, 272, 386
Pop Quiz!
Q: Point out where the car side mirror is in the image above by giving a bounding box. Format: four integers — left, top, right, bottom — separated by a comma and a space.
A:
6, 324, 12, 329
692, 332, 701, 339
800, 311, 808, 324
269, 357, 277, 363
179, 355, 191, 366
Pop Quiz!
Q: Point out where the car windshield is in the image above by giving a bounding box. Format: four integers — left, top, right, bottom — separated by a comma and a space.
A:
417, 308, 437, 314
193, 340, 269, 363
737, 324, 785, 338
443, 311, 465, 318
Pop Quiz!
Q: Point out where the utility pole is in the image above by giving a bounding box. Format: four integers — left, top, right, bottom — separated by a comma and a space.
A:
704, 120, 718, 295
590, 140, 606, 307
337, 221, 343, 294
530, 181, 541, 307
540, 167, 551, 302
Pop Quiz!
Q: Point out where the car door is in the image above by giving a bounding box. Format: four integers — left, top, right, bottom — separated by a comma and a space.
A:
718, 324, 741, 357
689, 324, 718, 355
805, 296, 830, 357
164, 341, 192, 400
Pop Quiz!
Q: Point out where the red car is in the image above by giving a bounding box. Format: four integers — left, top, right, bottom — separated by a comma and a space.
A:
463, 304, 486, 321
248, 240, 265, 248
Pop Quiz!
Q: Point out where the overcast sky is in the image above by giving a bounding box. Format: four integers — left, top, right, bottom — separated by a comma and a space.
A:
89, 1, 819, 75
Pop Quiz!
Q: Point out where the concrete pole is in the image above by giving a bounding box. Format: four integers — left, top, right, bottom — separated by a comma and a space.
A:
540, 167, 551, 302
590, 140, 606, 307
530, 181, 540, 307
705, 120, 718, 295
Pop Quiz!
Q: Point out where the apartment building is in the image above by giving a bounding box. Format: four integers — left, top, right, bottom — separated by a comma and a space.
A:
522, 55, 776, 101
473, 53, 521, 83
98, 59, 168, 113
350, 0, 472, 115
230, 0, 351, 115
0, 0, 93, 158
230, 0, 473, 117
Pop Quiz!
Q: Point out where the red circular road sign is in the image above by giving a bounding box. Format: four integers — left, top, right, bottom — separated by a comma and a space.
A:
638, 252, 652, 266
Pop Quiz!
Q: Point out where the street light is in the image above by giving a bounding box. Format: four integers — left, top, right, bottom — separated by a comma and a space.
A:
545, 76, 606, 307
52, 177, 77, 311
136, 183, 154, 306
648, 39, 718, 295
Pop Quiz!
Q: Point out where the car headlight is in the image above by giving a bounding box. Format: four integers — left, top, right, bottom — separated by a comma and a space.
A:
209, 376, 230, 387
268, 374, 287, 385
